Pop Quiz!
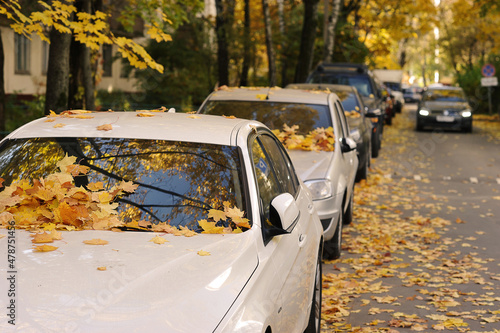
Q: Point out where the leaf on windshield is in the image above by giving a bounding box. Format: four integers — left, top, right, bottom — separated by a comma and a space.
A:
117, 180, 139, 193
199, 219, 225, 234
208, 209, 226, 222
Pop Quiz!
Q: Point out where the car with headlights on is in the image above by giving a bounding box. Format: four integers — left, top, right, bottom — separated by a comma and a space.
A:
0, 110, 323, 333
416, 86, 473, 132
286, 83, 372, 182
197, 87, 358, 260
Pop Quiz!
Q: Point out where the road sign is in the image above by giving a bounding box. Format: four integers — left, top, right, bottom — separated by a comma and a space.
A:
481, 64, 496, 77
481, 77, 498, 86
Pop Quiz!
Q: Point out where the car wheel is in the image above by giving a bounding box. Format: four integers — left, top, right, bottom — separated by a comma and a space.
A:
304, 250, 322, 333
371, 132, 380, 158
416, 119, 424, 131
463, 125, 472, 133
323, 214, 342, 260
343, 190, 353, 225
385, 113, 392, 125
355, 159, 368, 182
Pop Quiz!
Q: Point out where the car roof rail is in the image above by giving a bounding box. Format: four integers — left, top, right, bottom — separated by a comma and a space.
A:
317, 62, 368, 74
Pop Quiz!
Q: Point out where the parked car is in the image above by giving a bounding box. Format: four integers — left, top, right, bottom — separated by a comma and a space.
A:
0, 111, 324, 332
197, 87, 358, 260
373, 69, 405, 113
416, 86, 473, 132
402, 86, 423, 103
286, 83, 372, 182
306, 62, 386, 158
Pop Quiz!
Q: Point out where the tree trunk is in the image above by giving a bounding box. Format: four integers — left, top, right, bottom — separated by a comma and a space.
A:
323, 0, 341, 62
45, 27, 72, 114
81, 0, 95, 110
0, 30, 5, 136
240, 0, 251, 86
262, 0, 277, 86
294, 0, 320, 83
278, 0, 288, 86
215, 0, 229, 86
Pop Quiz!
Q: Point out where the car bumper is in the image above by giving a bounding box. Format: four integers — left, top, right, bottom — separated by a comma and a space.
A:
418, 115, 472, 129
313, 193, 342, 241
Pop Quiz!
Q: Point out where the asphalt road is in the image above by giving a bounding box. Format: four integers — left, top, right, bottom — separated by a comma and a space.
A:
321, 104, 500, 332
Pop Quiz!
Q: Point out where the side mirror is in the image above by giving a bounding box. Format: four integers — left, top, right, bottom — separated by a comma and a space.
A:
269, 193, 299, 231
365, 108, 381, 118
340, 137, 357, 153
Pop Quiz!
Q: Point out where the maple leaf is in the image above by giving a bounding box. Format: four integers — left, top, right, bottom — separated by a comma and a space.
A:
97, 266, 107, 271
232, 216, 251, 229
197, 250, 211, 256
178, 226, 197, 237
118, 180, 138, 193
198, 219, 224, 234
53, 123, 66, 128
208, 209, 226, 222
149, 235, 168, 244
31, 232, 54, 243
83, 238, 109, 245
87, 182, 104, 191
66, 164, 90, 176
188, 115, 200, 119
33, 245, 58, 252
57, 154, 77, 171
97, 124, 112, 131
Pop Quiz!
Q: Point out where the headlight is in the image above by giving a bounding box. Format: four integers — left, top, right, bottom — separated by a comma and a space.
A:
461, 110, 472, 117
418, 109, 430, 116
304, 179, 332, 200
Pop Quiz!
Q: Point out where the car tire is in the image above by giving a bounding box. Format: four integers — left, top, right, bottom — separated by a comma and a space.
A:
416, 120, 424, 131
385, 113, 392, 125
463, 125, 472, 133
304, 250, 322, 333
355, 159, 368, 182
323, 214, 342, 260
371, 133, 380, 158
343, 190, 354, 225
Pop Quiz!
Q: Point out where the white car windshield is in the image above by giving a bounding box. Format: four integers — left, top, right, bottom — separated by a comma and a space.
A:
0, 137, 248, 231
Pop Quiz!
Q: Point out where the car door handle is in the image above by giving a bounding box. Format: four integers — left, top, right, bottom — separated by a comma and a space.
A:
298, 234, 307, 248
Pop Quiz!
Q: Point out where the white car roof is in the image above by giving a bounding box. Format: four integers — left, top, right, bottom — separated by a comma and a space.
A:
206, 86, 333, 105
5, 111, 260, 146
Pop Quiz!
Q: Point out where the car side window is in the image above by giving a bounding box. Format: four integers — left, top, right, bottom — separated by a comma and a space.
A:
258, 134, 299, 197
331, 101, 347, 139
251, 136, 281, 218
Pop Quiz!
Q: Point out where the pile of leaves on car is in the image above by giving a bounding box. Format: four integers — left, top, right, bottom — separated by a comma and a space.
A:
272, 124, 335, 152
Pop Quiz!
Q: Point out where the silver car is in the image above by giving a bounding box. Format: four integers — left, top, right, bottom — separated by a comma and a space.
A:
198, 87, 358, 260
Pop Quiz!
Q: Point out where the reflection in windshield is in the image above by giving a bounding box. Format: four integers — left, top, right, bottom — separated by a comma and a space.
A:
308, 74, 374, 97
424, 89, 466, 102
0, 138, 246, 230
202, 101, 332, 135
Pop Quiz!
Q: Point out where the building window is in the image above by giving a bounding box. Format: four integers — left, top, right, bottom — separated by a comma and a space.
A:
14, 34, 31, 74
102, 45, 113, 77
42, 41, 49, 75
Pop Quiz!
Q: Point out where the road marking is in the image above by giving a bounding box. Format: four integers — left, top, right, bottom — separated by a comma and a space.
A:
470, 177, 478, 184
443, 176, 451, 181
414, 175, 422, 181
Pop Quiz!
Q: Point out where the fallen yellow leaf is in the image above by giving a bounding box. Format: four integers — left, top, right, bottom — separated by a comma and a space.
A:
83, 239, 109, 245
33, 245, 58, 252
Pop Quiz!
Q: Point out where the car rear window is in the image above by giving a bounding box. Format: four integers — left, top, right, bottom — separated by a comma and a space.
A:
308, 73, 374, 97
0, 137, 247, 231
201, 101, 332, 135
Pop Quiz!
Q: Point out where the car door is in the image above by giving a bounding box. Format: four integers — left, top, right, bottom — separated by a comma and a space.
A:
333, 99, 358, 202
250, 132, 320, 332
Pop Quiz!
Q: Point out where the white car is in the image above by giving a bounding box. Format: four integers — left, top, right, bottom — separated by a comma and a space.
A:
0, 111, 323, 332
198, 87, 358, 260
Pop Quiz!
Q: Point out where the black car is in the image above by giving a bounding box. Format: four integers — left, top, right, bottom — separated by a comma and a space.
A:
416, 86, 473, 132
306, 62, 386, 157
286, 83, 372, 182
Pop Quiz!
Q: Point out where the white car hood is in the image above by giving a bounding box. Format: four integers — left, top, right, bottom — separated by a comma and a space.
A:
0, 230, 259, 332
287, 150, 333, 181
